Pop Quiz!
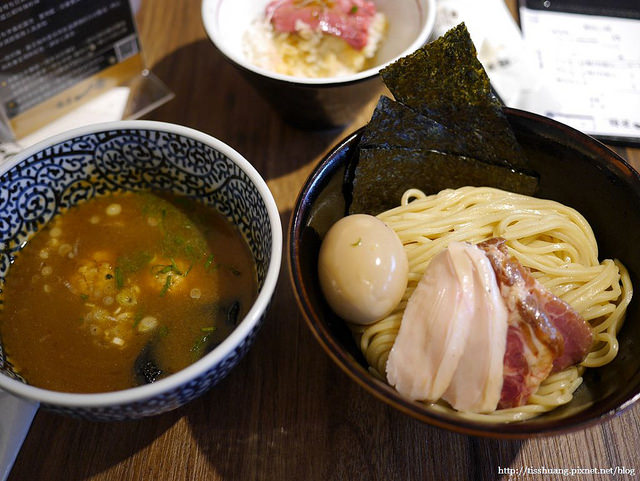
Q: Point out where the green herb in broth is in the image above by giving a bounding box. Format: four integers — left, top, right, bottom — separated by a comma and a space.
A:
114, 266, 124, 289
0, 191, 258, 393
159, 275, 173, 297
116, 251, 153, 277
204, 254, 215, 272
152, 258, 185, 277
140, 193, 212, 264
157, 324, 169, 338
190, 326, 217, 359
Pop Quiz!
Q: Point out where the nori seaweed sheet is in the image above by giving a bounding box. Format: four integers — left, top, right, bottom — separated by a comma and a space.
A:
349, 148, 539, 216
359, 96, 454, 150
360, 96, 536, 174
379, 23, 528, 170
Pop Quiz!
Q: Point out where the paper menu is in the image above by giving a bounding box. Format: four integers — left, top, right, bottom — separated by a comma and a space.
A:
0, 391, 38, 481
517, 6, 640, 144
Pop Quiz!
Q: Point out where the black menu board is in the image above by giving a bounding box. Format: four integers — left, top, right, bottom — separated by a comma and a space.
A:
0, 0, 144, 139
521, 0, 640, 19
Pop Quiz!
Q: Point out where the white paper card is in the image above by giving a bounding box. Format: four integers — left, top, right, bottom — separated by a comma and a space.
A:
0, 86, 129, 166
518, 7, 640, 141
0, 391, 38, 481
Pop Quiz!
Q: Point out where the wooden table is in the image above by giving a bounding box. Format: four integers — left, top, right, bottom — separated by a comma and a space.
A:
9, 1, 640, 480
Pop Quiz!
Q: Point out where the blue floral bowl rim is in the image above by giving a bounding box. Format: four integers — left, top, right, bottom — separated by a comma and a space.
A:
0, 120, 283, 409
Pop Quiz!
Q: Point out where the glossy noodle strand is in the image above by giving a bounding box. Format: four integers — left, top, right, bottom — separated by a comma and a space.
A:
350, 186, 632, 422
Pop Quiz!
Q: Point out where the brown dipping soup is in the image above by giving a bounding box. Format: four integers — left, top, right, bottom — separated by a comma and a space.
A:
0, 191, 258, 393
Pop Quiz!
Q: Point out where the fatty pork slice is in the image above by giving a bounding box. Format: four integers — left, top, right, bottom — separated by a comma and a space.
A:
386, 242, 508, 412
477, 238, 594, 409
266, 0, 377, 50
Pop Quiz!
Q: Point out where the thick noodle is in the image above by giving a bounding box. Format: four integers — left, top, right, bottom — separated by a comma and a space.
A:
350, 187, 632, 422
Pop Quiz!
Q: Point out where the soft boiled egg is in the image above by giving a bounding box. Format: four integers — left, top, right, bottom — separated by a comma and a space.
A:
318, 214, 409, 325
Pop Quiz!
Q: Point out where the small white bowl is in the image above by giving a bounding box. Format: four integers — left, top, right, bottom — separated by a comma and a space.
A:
0, 120, 282, 421
202, 0, 436, 128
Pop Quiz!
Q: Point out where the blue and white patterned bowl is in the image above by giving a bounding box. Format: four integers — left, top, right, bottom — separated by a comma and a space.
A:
0, 121, 282, 421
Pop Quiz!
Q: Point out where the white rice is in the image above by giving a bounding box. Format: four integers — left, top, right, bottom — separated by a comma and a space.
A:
243, 12, 387, 78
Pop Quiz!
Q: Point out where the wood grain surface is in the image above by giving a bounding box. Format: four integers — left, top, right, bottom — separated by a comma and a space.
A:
8, 1, 640, 480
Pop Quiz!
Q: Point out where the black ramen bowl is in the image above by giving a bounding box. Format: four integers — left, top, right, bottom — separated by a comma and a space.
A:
288, 108, 640, 438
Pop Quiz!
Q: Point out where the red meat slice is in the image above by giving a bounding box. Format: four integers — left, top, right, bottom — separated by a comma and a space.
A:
266, 0, 377, 50
478, 238, 593, 408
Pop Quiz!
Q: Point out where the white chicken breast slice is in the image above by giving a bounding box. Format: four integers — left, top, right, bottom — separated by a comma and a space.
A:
386, 242, 476, 401
442, 244, 508, 413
